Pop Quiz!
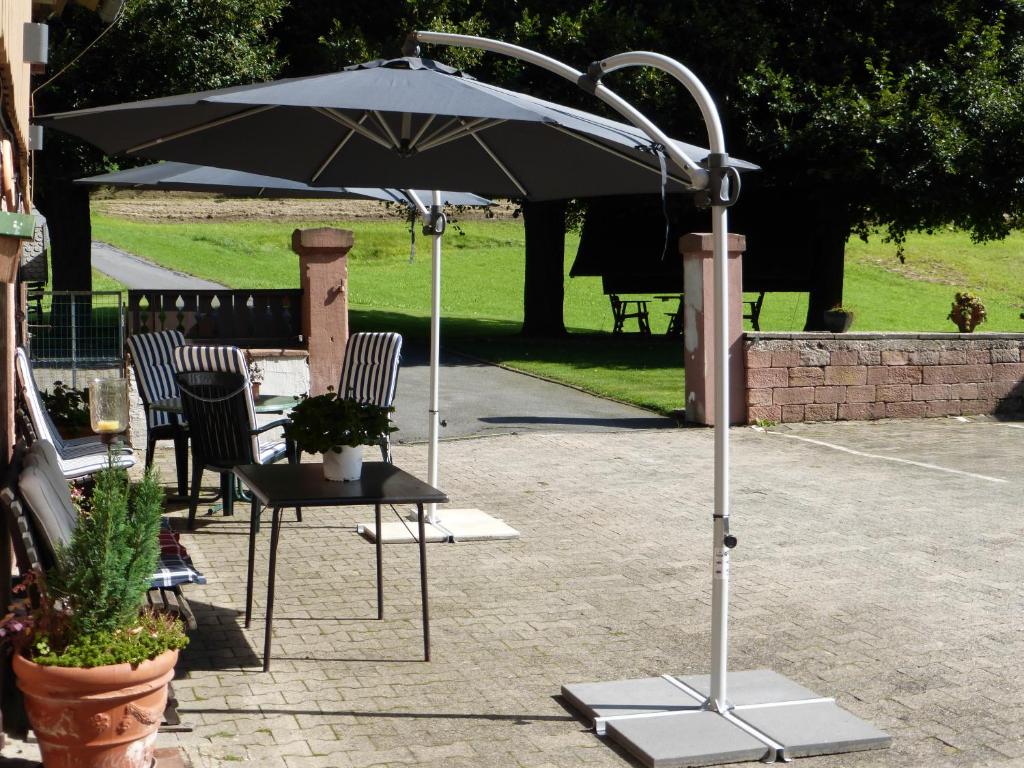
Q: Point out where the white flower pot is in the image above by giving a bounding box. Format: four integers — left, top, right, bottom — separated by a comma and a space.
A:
323, 445, 362, 482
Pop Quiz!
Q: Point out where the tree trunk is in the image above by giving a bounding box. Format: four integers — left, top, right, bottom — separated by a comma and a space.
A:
803, 206, 850, 331
521, 199, 568, 337
36, 180, 92, 293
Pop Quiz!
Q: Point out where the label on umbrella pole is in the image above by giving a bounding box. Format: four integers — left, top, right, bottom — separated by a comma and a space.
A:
714, 547, 729, 580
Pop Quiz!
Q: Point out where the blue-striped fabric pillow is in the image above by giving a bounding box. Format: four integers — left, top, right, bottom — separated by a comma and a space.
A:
127, 330, 186, 429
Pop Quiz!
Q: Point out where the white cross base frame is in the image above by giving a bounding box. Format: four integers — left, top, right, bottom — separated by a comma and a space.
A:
563, 670, 890, 767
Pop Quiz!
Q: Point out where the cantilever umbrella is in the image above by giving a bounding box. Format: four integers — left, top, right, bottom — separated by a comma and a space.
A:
76, 161, 491, 208
41, 54, 757, 531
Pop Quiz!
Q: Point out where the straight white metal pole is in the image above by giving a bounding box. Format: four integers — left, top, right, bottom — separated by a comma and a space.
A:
426, 189, 443, 525
709, 200, 730, 711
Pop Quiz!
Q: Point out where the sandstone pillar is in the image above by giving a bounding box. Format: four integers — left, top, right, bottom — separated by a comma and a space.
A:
292, 228, 353, 395
681, 232, 747, 425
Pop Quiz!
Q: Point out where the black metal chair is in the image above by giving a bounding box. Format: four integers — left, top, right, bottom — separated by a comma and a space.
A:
172, 345, 299, 530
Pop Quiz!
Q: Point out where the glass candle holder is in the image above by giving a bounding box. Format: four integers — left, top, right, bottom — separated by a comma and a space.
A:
89, 377, 128, 436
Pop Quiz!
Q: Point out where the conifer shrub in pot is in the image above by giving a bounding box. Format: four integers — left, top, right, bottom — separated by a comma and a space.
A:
283, 389, 396, 481
1, 464, 188, 768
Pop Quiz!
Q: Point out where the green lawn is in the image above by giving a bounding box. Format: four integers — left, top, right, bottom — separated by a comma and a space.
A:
91, 213, 1024, 414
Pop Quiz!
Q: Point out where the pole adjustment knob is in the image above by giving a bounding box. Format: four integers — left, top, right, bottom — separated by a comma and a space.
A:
723, 534, 737, 549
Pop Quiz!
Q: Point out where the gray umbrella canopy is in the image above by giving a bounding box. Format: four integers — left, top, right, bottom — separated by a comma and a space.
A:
76, 162, 492, 207
41, 57, 756, 200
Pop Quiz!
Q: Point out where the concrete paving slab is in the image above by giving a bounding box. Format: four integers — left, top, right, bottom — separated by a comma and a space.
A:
607, 711, 771, 767
561, 677, 703, 733
678, 669, 821, 707
736, 700, 892, 759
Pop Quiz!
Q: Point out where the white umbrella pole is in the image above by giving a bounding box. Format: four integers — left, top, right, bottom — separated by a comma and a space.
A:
709, 200, 730, 711
426, 189, 443, 525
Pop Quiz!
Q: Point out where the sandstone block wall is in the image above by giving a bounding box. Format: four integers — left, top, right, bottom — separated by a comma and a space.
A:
745, 333, 1024, 423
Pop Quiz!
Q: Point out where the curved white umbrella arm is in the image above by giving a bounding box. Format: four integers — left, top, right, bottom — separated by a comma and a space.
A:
409, 30, 735, 711
409, 31, 711, 190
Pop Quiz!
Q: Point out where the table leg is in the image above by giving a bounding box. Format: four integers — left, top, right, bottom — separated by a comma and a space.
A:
375, 503, 383, 620
263, 505, 283, 673
417, 502, 430, 661
245, 495, 260, 629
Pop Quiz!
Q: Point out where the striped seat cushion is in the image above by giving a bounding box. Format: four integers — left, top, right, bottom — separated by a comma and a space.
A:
127, 330, 186, 429
16, 347, 64, 451
16, 350, 136, 479
153, 518, 206, 587
338, 332, 403, 407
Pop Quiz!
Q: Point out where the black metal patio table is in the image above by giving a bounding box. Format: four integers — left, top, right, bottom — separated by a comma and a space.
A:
233, 462, 448, 672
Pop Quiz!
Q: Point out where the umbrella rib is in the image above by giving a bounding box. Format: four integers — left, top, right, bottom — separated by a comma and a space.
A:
372, 110, 401, 150
416, 116, 461, 150
417, 118, 504, 153
126, 104, 277, 153
470, 132, 528, 197
547, 124, 693, 189
310, 130, 355, 184
408, 114, 436, 151
316, 108, 393, 150
310, 112, 370, 183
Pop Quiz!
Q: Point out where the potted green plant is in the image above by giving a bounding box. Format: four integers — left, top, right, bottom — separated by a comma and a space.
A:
0, 464, 188, 768
283, 389, 396, 481
246, 353, 265, 398
823, 304, 855, 333
948, 292, 987, 333
41, 380, 92, 438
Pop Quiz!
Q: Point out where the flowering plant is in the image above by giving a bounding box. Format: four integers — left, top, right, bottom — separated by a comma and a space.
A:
948, 292, 987, 333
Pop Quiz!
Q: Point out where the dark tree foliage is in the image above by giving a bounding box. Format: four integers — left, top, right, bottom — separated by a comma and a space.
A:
35, 0, 285, 291
277, 1, 1024, 331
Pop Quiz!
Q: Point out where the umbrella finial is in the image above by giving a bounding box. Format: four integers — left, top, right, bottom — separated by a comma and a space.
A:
402, 32, 421, 58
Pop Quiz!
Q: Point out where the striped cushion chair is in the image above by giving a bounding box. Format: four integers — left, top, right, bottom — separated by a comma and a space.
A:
172, 344, 297, 530
337, 332, 402, 462
14, 347, 135, 480
127, 330, 189, 495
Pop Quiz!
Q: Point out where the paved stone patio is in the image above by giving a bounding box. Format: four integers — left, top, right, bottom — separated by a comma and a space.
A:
8, 417, 1024, 767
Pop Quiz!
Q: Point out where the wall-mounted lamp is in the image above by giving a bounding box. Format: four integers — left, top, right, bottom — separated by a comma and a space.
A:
29, 126, 43, 152
23, 23, 49, 74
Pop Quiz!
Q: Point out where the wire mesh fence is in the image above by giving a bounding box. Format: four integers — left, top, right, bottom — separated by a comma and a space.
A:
27, 291, 125, 391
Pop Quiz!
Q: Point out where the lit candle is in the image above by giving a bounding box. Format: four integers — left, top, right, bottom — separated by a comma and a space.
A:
96, 420, 122, 433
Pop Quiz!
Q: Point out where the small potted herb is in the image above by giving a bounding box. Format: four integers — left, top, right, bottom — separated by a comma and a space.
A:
948, 292, 987, 333
246, 354, 265, 398
1, 463, 188, 768
823, 304, 855, 333
283, 389, 396, 481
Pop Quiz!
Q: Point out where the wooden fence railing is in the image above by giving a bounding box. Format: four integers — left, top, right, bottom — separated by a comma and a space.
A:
127, 289, 303, 348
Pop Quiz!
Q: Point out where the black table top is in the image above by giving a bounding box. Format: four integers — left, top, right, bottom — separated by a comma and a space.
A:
234, 462, 449, 507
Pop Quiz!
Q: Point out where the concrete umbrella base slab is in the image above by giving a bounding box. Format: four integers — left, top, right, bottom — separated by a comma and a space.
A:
358, 508, 520, 543
563, 670, 890, 767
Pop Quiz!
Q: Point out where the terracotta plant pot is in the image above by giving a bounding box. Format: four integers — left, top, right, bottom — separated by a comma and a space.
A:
13, 649, 178, 768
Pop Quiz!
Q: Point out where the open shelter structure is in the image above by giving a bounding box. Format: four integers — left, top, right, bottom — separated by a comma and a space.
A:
40, 34, 887, 766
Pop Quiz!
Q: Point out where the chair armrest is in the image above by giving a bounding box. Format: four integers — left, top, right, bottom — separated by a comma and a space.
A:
251, 418, 290, 435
